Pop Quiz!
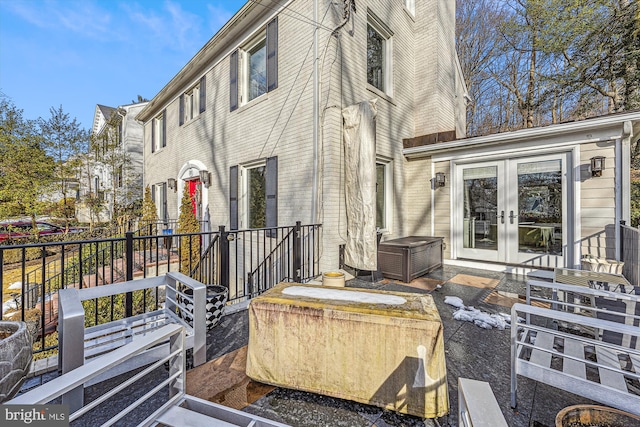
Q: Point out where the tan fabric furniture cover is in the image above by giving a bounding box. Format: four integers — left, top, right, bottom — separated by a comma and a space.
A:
246, 283, 449, 418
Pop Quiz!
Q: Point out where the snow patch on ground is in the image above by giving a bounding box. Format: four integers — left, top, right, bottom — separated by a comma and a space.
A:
444, 295, 512, 330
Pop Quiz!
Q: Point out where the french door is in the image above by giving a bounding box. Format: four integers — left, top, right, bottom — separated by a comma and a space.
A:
455, 153, 569, 266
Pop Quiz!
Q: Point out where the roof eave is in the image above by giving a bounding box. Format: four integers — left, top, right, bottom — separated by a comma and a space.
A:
136, 1, 264, 123
403, 111, 640, 159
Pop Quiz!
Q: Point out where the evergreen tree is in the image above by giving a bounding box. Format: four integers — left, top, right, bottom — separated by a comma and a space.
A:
177, 189, 200, 275
0, 98, 54, 225
141, 185, 159, 244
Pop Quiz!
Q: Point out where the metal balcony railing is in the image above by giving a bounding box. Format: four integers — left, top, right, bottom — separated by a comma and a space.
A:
0, 221, 321, 355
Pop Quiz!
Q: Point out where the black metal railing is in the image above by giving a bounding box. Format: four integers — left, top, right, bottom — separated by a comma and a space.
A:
0, 221, 321, 354
620, 220, 639, 285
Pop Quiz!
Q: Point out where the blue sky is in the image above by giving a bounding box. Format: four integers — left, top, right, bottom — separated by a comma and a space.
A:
0, 0, 246, 130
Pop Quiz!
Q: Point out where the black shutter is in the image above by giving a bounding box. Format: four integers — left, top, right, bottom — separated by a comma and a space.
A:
230, 50, 238, 112
151, 120, 156, 153
151, 184, 156, 202
265, 156, 277, 231
229, 165, 238, 230
199, 76, 206, 113
162, 183, 168, 222
161, 109, 167, 148
179, 94, 184, 125
266, 17, 278, 92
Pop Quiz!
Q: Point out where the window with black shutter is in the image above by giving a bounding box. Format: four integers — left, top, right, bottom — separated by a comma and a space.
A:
230, 50, 238, 112
199, 75, 206, 113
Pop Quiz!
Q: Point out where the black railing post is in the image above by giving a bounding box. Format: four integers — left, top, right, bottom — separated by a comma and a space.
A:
219, 226, 229, 288
293, 221, 302, 282
125, 231, 134, 317
620, 220, 625, 264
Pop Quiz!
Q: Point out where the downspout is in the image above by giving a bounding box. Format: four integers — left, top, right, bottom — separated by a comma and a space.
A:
311, 0, 319, 224
617, 120, 633, 259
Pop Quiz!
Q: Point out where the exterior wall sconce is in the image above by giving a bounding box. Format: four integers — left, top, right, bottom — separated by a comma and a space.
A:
199, 170, 211, 186
590, 156, 605, 177
167, 178, 177, 191
435, 172, 446, 187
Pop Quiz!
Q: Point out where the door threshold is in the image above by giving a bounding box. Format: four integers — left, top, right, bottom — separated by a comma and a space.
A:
444, 259, 554, 280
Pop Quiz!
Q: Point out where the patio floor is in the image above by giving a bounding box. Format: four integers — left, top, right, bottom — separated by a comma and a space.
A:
189, 264, 602, 427
19, 264, 605, 426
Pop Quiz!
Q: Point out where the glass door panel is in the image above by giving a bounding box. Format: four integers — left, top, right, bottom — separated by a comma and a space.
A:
516, 160, 563, 256
455, 153, 568, 266
463, 166, 498, 251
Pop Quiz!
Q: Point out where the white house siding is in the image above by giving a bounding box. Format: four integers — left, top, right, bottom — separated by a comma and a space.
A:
414, 0, 458, 137
140, 0, 462, 274
404, 157, 434, 236
404, 112, 640, 269
432, 161, 451, 259
579, 140, 618, 259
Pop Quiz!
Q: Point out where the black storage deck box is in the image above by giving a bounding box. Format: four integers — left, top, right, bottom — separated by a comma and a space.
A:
377, 236, 444, 283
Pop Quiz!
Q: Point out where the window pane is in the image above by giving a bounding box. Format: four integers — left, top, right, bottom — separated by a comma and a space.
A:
463, 166, 498, 250
376, 164, 385, 229
248, 166, 266, 228
517, 160, 562, 255
367, 24, 385, 91
249, 40, 267, 101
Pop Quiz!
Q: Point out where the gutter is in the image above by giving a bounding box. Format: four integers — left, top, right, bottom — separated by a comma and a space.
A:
404, 111, 640, 159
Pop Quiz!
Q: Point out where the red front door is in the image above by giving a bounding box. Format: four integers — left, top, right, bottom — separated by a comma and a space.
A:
188, 179, 202, 220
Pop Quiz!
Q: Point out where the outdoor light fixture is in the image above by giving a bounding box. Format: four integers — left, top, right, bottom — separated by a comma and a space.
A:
199, 170, 211, 186
167, 178, 177, 191
435, 172, 446, 187
590, 156, 605, 177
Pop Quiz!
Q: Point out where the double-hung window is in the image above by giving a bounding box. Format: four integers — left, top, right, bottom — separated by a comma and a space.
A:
246, 37, 267, 102
367, 12, 393, 96
180, 76, 206, 125
151, 110, 166, 153
230, 17, 278, 111
229, 157, 277, 231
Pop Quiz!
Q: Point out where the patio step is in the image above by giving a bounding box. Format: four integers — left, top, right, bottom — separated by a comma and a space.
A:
155, 405, 237, 427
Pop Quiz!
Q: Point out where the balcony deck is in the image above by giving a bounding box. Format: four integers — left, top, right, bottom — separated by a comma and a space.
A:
19, 264, 602, 426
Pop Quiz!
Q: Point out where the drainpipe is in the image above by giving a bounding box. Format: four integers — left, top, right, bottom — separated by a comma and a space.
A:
311, 0, 319, 224
617, 120, 633, 259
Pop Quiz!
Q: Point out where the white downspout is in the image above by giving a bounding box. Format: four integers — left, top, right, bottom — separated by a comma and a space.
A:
617, 120, 632, 260
311, 0, 319, 224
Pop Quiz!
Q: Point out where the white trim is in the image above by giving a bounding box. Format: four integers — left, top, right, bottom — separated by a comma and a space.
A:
431, 138, 592, 164
239, 160, 267, 230
366, 11, 394, 98
443, 259, 554, 280
177, 160, 209, 221
571, 146, 581, 269
376, 157, 393, 233
405, 111, 640, 159
240, 30, 267, 106
431, 162, 436, 237
615, 137, 622, 260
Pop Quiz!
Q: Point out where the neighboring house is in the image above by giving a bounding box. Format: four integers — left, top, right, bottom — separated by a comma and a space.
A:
77, 103, 147, 223
137, 0, 467, 273
404, 111, 640, 272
